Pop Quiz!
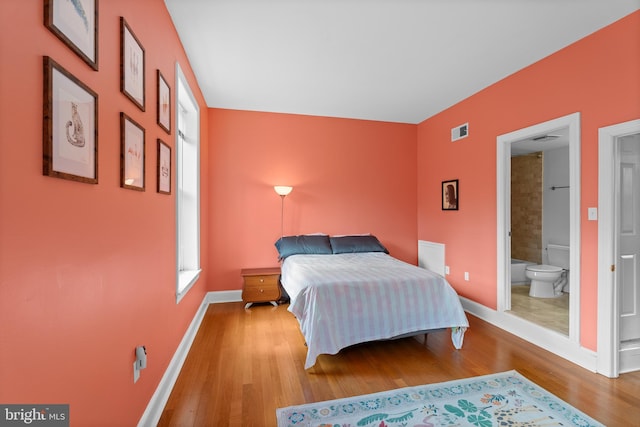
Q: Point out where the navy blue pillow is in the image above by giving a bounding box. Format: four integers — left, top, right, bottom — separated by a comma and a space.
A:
329, 235, 389, 254
275, 235, 333, 260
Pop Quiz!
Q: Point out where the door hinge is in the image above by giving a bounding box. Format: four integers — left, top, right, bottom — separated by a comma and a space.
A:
611, 264, 615, 272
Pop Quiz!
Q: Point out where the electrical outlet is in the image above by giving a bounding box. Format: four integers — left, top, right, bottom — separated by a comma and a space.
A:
464, 272, 469, 281
133, 361, 140, 383
133, 345, 147, 383
445, 266, 450, 275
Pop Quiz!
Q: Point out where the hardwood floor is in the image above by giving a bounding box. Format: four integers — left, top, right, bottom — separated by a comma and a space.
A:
158, 302, 640, 426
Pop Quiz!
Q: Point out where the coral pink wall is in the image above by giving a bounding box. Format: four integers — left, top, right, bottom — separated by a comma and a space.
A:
1, 0, 637, 423
417, 11, 640, 351
207, 109, 417, 291
0, 1, 208, 425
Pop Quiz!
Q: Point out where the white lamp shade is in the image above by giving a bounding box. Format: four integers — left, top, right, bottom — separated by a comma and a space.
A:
274, 185, 293, 196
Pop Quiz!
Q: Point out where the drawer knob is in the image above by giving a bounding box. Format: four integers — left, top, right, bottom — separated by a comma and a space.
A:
260, 289, 264, 293
260, 278, 264, 283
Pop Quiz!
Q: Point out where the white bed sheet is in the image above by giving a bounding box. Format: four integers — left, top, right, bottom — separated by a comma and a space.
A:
281, 252, 469, 369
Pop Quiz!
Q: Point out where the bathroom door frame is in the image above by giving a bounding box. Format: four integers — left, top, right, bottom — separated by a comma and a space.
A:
496, 112, 583, 361
597, 119, 640, 378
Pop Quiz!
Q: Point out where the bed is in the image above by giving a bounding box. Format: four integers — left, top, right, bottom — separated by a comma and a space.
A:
276, 234, 469, 369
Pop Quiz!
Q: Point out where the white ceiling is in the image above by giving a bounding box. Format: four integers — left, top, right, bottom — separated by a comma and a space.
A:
165, 0, 639, 124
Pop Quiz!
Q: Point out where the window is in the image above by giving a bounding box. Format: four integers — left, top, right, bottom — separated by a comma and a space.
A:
175, 63, 200, 303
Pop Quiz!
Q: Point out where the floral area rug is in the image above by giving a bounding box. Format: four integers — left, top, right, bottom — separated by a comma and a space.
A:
276, 370, 603, 427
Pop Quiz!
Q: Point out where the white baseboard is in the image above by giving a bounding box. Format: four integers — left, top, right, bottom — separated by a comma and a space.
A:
206, 289, 242, 304
460, 296, 597, 373
137, 290, 242, 427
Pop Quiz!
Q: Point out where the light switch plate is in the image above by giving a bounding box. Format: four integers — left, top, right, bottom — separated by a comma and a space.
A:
588, 207, 598, 221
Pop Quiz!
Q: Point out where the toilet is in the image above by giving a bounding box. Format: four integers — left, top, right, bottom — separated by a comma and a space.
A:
525, 244, 570, 298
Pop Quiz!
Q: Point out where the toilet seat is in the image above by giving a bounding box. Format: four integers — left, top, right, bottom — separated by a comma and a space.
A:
526, 264, 563, 273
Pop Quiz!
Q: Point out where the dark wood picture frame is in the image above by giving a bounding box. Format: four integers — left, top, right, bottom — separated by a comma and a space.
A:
120, 112, 145, 191
157, 70, 171, 134
43, 56, 98, 184
157, 139, 171, 194
44, 0, 99, 70
442, 179, 459, 211
120, 17, 145, 111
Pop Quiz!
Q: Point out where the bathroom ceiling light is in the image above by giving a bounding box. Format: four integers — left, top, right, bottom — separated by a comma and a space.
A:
531, 134, 561, 142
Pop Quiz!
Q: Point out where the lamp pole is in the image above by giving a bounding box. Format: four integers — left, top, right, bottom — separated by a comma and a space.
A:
274, 186, 293, 242
280, 193, 286, 241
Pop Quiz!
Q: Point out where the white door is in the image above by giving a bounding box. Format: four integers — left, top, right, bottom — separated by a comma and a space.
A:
618, 133, 640, 373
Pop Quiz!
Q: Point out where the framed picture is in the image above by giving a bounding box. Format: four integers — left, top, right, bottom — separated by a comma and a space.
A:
442, 179, 459, 210
44, 0, 98, 70
157, 70, 171, 134
157, 139, 171, 194
120, 112, 145, 191
43, 56, 98, 184
120, 17, 145, 111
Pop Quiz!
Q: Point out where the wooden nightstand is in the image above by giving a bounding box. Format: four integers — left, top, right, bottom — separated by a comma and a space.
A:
241, 267, 281, 309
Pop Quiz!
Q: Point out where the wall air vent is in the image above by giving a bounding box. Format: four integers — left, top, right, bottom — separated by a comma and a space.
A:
451, 123, 469, 142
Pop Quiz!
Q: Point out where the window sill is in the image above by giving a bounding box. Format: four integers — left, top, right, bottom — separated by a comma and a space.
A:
177, 269, 201, 303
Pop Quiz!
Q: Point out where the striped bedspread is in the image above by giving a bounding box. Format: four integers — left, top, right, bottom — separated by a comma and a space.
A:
281, 252, 469, 369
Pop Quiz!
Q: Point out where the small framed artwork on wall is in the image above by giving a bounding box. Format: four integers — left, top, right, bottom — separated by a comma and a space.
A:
157, 70, 171, 134
44, 0, 98, 70
442, 179, 459, 210
120, 112, 145, 191
120, 17, 145, 111
43, 56, 98, 184
157, 139, 171, 194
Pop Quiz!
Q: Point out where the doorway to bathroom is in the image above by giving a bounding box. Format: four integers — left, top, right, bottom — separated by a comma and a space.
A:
509, 129, 571, 335
496, 112, 583, 365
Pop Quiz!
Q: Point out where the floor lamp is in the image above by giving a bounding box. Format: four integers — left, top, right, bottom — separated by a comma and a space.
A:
274, 186, 293, 241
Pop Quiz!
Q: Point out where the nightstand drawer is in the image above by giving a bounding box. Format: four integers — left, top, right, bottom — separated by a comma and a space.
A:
244, 274, 279, 288
242, 279, 280, 302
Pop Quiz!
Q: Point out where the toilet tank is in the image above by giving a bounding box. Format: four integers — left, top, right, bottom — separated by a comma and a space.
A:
547, 244, 570, 269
